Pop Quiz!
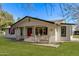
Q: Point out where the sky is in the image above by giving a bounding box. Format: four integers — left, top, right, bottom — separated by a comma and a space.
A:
1, 3, 73, 23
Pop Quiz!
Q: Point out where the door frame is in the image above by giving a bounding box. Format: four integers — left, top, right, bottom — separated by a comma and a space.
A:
27, 27, 33, 37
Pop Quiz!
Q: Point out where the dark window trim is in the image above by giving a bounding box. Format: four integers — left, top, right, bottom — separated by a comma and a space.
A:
35, 27, 48, 36
9, 28, 15, 35
61, 26, 66, 37
20, 27, 23, 36
74, 31, 79, 35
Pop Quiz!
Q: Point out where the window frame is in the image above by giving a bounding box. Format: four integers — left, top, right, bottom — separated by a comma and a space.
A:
61, 26, 66, 37
20, 27, 23, 36
35, 27, 48, 36
9, 27, 15, 35
74, 31, 79, 35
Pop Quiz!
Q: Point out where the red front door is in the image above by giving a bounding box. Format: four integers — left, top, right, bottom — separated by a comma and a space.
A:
27, 28, 32, 37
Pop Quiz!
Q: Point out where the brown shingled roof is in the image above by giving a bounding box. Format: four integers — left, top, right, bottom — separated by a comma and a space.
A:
11, 16, 75, 27
11, 16, 55, 27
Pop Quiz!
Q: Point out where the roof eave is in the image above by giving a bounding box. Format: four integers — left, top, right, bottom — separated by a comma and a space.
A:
11, 16, 55, 27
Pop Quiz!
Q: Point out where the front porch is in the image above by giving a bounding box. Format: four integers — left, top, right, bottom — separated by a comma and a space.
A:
24, 26, 49, 43
16, 26, 55, 43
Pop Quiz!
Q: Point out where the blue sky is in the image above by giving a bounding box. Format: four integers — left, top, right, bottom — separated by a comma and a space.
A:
2, 3, 71, 22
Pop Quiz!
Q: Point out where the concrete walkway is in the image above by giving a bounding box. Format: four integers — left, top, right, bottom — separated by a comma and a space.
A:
34, 43, 60, 48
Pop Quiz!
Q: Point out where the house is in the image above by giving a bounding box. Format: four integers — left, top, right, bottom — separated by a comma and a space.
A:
73, 24, 79, 35
5, 16, 75, 43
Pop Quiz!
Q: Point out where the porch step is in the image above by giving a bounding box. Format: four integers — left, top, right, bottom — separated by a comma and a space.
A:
39, 39, 49, 44
24, 37, 35, 42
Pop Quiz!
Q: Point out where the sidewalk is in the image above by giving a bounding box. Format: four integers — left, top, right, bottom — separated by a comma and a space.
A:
34, 43, 60, 48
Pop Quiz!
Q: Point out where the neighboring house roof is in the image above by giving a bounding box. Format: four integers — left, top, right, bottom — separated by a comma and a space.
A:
11, 16, 75, 27
60, 23, 76, 25
51, 19, 65, 22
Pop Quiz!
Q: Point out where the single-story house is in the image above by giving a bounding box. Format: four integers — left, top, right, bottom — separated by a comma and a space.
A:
5, 16, 75, 43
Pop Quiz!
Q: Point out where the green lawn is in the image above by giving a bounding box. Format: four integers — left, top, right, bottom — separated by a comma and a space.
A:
73, 35, 79, 38
0, 36, 79, 56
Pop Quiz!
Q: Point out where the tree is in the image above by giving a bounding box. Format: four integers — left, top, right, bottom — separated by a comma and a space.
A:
0, 10, 14, 31
58, 4, 79, 22
57, 4, 79, 31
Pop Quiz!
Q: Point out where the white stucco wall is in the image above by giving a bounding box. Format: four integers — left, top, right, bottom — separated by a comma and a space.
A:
5, 29, 16, 39
57, 25, 72, 41
15, 27, 25, 40
55, 25, 61, 42
48, 26, 56, 43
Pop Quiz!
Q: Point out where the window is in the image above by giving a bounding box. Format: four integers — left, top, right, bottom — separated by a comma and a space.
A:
35, 27, 48, 36
27, 28, 32, 36
74, 31, 79, 35
20, 27, 23, 36
9, 27, 15, 35
35, 27, 41, 35
39, 28, 42, 35
61, 26, 66, 37
35, 28, 39, 35
28, 18, 31, 22
43, 27, 48, 35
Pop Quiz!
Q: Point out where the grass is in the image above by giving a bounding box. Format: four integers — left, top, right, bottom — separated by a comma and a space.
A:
0, 36, 79, 56
73, 35, 79, 38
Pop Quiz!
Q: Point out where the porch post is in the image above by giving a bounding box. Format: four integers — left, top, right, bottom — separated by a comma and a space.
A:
33, 26, 36, 42
55, 26, 59, 42
24, 27, 27, 40
55, 28, 57, 42
48, 27, 56, 43
16, 27, 20, 40
23, 27, 25, 38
